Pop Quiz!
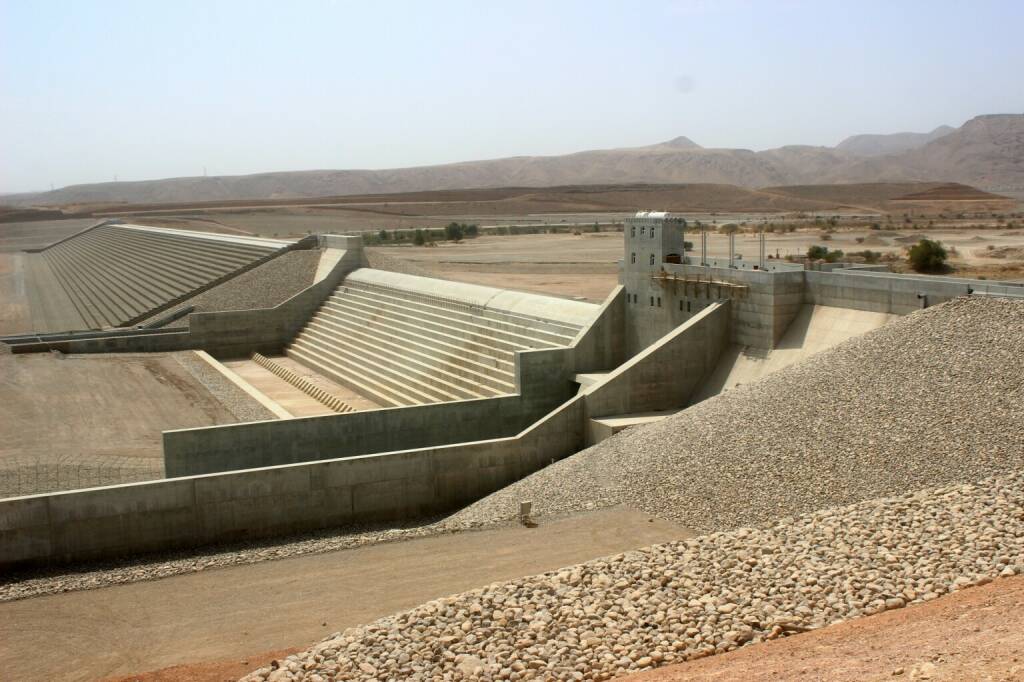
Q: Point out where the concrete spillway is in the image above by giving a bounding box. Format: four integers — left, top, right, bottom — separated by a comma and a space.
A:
286, 270, 588, 407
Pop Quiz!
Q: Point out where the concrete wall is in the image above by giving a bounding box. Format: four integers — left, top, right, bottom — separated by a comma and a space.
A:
163, 285, 624, 478
1, 395, 585, 570
568, 285, 626, 373
166, 394, 534, 477
805, 270, 1024, 314
583, 301, 729, 425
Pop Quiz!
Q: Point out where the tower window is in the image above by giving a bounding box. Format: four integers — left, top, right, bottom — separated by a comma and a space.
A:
649, 296, 654, 306
650, 228, 656, 238
631, 226, 636, 237
649, 254, 655, 265
631, 252, 636, 264
641, 226, 645, 236
657, 296, 662, 307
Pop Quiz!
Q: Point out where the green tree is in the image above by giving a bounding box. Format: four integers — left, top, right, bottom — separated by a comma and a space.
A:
907, 239, 948, 272
807, 245, 829, 260
444, 222, 464, 242
413, 229, 426, 246
378, 229, 390, 241
464, 223, 479, 238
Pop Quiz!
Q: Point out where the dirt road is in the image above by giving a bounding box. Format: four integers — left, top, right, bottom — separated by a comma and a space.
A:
628, 576, 1024, 682
0, 506, 690, 682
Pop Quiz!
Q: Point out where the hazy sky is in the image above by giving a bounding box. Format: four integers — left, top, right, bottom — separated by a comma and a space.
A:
2, 0, 1022, 193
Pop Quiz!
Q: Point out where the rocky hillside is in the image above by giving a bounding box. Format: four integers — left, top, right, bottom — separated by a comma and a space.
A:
8, 115, 1022, 205
836, 125, 954, 156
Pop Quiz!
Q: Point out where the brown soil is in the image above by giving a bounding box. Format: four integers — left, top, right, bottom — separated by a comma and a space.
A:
0, 507, 689, 682
627, 576, 1024, 682
100, 648, 300, 682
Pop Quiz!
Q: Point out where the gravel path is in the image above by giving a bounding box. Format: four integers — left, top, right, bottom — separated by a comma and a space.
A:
445, 296, 1024, 533
242, 471, 1024, 681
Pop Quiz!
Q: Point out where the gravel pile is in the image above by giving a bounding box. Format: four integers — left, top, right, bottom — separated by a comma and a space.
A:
445, 296, 1024, 534
242, 471, 1024, 681
139, 249, 320, 326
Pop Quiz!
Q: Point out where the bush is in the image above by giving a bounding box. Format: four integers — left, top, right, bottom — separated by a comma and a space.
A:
444, 222, 464, 242
683, 240, 694, 252
808, 245, 844, 262
379, 229, 390, 241
807, 245, 829, 260
851, 249, 881, 264
907, 239, 948, 272
413, 229, 426, 246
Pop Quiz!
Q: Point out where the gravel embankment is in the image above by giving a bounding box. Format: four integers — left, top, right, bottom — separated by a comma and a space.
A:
242, 471, 1024, 681
139, 249, 320, 326
174, 351, 278, 422
445, 296, 1024, 534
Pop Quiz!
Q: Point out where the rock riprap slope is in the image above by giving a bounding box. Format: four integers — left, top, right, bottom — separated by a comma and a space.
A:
242, 472, 1024, 681
446, 296, 1024, 534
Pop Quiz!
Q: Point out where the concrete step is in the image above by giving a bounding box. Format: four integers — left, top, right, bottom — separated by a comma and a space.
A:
327, 294, 525, 358
314, 303, 516, 372
44, 247, 130, 327
299, 325, 496, 401
349, 280, 584, 338
303, 311, 516, 393
290, 332, 466, 404
58, 243, 161, 323
104, 230, 252, 277
104, 226, 275, 263
342, 281, 579, 346
87, 233, 219, 292
41, 250, 106, 329
63, 237, 178, 310
337, 286, 566, 349
287, 341, 422, 407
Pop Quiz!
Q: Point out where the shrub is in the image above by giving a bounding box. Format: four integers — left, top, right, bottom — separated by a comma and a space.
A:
413, 229, 426, 246
807, 245, 829, 260
444, 222, 464, 242
851, 249, 881, 264
683, 240, 694, 252
907, 239, 948, 272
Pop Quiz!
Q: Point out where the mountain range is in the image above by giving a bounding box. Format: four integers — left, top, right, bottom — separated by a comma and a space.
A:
7, 114, 1023, 206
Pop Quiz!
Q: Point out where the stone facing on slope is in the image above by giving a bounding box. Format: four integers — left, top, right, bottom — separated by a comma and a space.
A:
242, 471, 1024, 681
445, 296, 1024, 534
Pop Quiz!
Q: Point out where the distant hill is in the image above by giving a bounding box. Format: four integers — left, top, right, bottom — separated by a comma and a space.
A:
6, 114, 1022, 206
836, 126, 955, 156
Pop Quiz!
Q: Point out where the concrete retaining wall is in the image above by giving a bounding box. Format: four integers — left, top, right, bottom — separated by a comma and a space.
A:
583, 301, 729, 424
165, 394, 531, 477
1, 395, 585, 570
804, 270, 1023, 314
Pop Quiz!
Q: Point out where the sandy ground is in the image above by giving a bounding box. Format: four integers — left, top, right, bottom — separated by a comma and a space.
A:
0, 507, 691, 682
0, 351, 242, 497
628, 576, 1024, 682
